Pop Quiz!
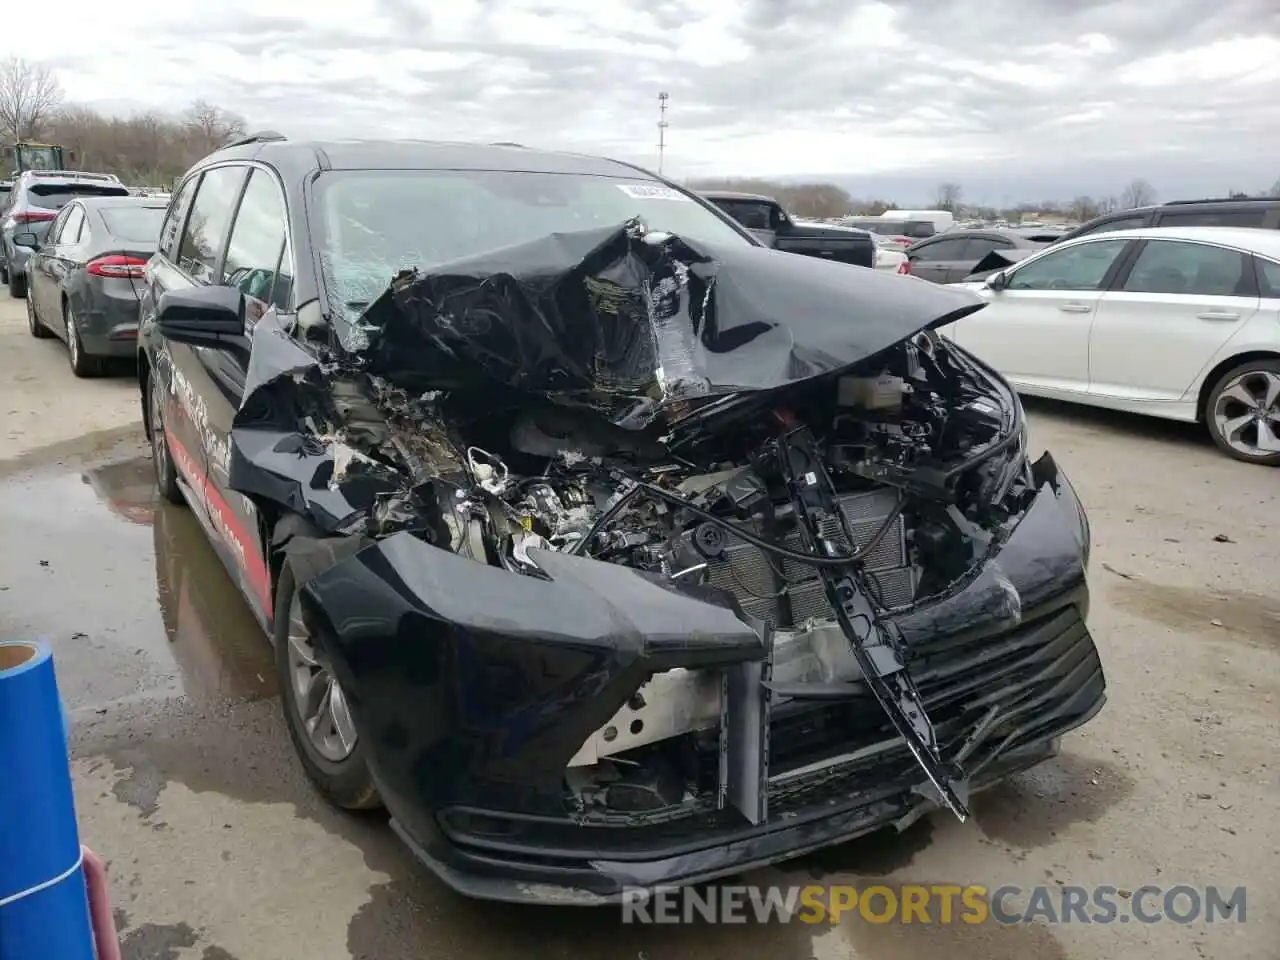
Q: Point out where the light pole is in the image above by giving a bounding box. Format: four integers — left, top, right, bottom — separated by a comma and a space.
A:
657, 91, 669, 175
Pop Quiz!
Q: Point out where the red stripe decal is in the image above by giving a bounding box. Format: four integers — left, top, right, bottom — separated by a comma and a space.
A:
165, 425, 274, 619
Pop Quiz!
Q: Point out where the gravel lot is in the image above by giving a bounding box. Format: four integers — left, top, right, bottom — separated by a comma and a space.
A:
0, 286, 1275, 959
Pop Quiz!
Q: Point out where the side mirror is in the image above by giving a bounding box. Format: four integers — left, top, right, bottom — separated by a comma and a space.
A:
985, 270, 1008, 291
156, 287, 245, 346
13, 232, 40, 249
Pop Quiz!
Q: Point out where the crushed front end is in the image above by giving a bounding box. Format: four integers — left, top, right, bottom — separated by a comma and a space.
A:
233, 222, 1105, 902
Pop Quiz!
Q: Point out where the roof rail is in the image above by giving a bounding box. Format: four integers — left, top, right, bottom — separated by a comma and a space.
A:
490, 141, 526, 148
223, 131, 287, 149
1163, 196, 1273, 206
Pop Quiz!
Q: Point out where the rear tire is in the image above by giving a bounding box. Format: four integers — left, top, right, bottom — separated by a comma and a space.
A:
66, 304, 104, 378
147, 370, 185, 505
1205, 359, 1280, 466
27, 293, 52, 338
275, 557, 382, 811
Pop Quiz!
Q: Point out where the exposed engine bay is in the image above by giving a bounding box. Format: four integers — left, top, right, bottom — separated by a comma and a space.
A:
361, 327, 1027, 603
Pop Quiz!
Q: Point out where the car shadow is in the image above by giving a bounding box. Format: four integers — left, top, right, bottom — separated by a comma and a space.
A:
1020, 395, 1211, 453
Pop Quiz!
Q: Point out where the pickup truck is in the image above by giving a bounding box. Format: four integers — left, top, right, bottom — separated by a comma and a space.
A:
700, 191, 876, 269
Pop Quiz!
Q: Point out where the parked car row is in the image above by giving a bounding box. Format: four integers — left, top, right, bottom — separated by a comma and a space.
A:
1, 169, 129, 297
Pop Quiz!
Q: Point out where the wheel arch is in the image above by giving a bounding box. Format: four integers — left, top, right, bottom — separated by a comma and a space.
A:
137, 351, 154, 440
1196, 351, 1280, 422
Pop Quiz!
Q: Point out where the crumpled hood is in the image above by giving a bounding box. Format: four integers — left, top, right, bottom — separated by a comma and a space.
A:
353, 220, 987, 426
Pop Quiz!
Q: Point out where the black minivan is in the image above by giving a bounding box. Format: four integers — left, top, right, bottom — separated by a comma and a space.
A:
1058, 197, 1280, 243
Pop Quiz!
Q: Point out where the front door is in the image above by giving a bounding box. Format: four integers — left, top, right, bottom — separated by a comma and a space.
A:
48, 205, 87, 338
947, 238, 1133, 394
198, 166, 295, 625
144, 166, 247, 537
27, 205, 72, 323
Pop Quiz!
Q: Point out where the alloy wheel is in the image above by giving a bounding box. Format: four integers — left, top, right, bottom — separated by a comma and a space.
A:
1212, 370, 1280, 460
286, 592, 357, 762
67, 309, 82, 369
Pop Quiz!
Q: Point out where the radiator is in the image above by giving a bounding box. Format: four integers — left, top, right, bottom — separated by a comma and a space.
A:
703, 487, 916, 626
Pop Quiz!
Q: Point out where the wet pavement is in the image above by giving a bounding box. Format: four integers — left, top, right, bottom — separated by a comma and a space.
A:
0, 347, 1277, 957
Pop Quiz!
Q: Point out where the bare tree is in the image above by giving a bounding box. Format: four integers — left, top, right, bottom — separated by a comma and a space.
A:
1120, 178, 1157, 209
1270, 178, 1280, 199
934, 181, 963, 213
858, 199, 897, 215
182, 99, 248, 155
45, 101, 255, 185
1067, 196, 1102, 222
0, 56, 64, 142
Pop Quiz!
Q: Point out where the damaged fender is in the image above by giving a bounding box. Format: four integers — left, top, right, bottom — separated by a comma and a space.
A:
296, 534, 763, 824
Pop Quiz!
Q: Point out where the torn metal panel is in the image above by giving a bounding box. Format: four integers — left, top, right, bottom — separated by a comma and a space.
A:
353, 220, 987, 425
297, 532, 765, 818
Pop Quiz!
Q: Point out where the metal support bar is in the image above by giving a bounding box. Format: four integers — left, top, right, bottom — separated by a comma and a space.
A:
777, 429, 970, 821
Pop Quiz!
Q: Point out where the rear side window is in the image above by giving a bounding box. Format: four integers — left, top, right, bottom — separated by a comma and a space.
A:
158, 178, 197, 260
177, 166, 248, 284
911, 238, 968, 261
221, 169, 290, 311
961, 237, 1014, 259
1121, 240, 1252, 296
1155, 209, 1267, 228
1255, 258, 1280, 297
903, 220, 936, 239
1076, 215, 1146, 237
101, 206, 167, 243
711, 199, 776, 230
58, 206, 85, 244
25, 183, 129, 210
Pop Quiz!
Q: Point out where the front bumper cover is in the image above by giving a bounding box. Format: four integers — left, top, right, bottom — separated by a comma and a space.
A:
298, 453, 1103, 902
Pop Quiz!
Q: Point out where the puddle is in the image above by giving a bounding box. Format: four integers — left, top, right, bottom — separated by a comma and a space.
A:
0, 454, 275, 713
1105, 574, 1280, 650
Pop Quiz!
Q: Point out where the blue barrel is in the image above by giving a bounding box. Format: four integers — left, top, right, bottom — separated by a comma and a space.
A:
0, 641, 95, 960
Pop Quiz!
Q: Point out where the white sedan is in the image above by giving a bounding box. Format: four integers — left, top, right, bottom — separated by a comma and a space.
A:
940, 226, 1280, 465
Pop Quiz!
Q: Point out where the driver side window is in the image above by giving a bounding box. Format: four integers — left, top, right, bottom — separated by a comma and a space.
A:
1007, 239, 1129, 291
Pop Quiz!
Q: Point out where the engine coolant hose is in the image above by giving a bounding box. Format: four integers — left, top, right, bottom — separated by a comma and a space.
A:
574, 479, 904, 569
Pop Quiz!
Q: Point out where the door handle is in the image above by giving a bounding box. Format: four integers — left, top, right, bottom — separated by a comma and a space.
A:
1059, 303, 1091, 313
1196, 311, 1239, 321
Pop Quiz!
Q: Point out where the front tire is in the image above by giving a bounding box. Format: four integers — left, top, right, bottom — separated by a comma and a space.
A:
27, 293, 52, 338
1205, 359, 1280, 466
274, 557, 381, 810
147, 370, 184, 504
7, 267, 25, 299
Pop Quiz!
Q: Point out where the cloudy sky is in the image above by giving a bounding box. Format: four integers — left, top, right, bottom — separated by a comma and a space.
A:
6, 0, 1279, 201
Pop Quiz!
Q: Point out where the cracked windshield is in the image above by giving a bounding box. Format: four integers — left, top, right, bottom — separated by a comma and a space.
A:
314, 170, 749, 320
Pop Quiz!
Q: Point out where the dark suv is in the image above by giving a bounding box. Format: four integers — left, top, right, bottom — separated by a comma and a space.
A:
137, 135, 1104, 903
1058, 197, 1280, 244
